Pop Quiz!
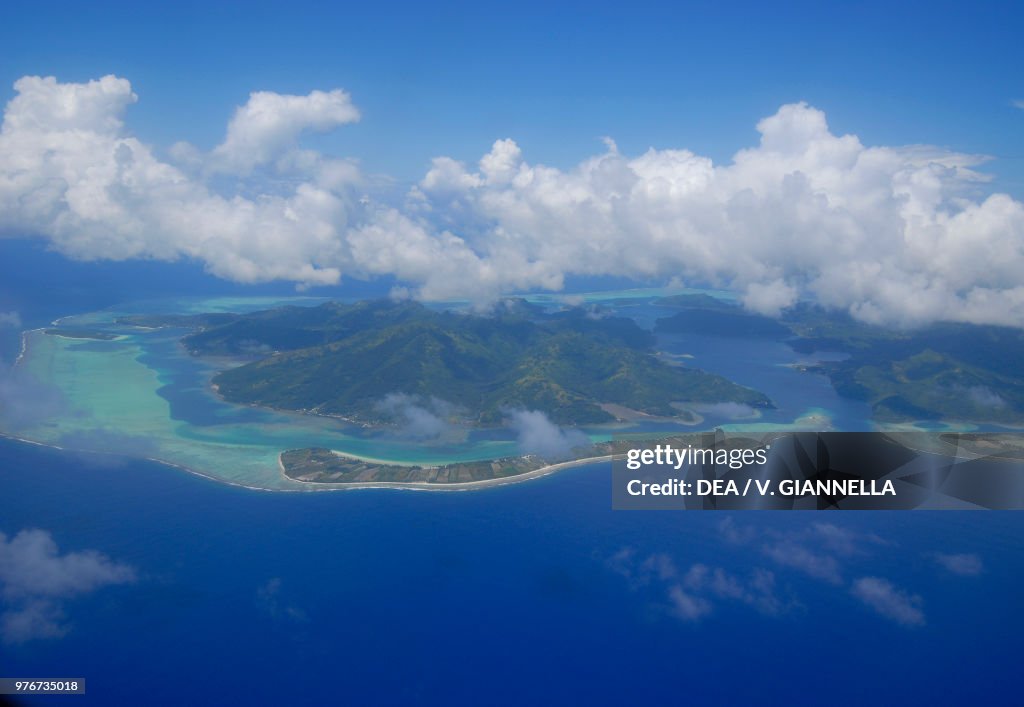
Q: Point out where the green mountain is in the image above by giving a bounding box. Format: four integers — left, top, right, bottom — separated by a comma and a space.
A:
654, 296, 1024, 424
181, 299, 771, 425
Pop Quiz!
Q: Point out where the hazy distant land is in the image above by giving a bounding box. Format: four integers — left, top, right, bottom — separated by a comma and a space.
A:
654, 294, 1024, 427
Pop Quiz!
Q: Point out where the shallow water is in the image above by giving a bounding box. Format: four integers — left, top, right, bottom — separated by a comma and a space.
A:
2, 293, 968, 490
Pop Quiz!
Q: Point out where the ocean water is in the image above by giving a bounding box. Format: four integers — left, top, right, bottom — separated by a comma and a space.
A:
1, 436, 1022, 705
2, 245, 1023, 704
7, 292, 891, 490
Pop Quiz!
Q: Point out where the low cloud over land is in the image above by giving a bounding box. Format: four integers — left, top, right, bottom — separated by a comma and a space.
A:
374, 393, 464, 442
506, 409, 588, 460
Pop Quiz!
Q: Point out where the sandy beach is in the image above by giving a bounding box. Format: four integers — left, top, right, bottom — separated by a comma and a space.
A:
278, 451, 619, 492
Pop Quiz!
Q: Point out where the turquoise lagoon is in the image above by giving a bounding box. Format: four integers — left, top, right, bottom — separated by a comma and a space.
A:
5, 292, 917, 490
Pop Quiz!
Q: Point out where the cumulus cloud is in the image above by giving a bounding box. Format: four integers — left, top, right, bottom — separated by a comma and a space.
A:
506, 409, 589, 460
0, 76, 349, 287
812, 522, 887, 556
761, 538, 843, 585
681, 563, 785, 616
210, 89, 360, 174
851, 577, 925, 627
608, 548, 786, 622
417, 103, 1024, 326
0, 529, 136, 643
932, 552, 984, 576
608, 551, 679, 590
4, 75, 1024, 326
0, 311, 21, 328
759, 522, 884, 583
742, 280, 798, 317
667, 585, 713, 621
374, 393, 464, 441
606, 547, 639, 582
1, 599, 67, 643
718, 516, 756, 545
724, 518, 886, 580
642, 553, 678, 582
630, 522, 991, 629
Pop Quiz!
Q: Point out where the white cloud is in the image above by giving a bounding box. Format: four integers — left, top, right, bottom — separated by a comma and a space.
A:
0, 311, 20, 328
812, 522, 886, 556
210, 89, 360, 174
0, 528, 135, 601
1, 599, 67, 643
4, 75, 136, 134
718, 516, 756, 545
3, 76, 1024, 327
606, 547, 638, 582
742, 280, 798, 317
609, 548, 787, 621
932, 552, 984, 576
0, 76, 355, 287
0, 529, 135, 643
418, 103, 1024, 327
682, 563, 784, 616
851, 577, 925, 627
667, 585, 712, 621
761, 538, 843, 584
641, 553, 678, 581
506, 409, 589, 460
374, 393, 464, 442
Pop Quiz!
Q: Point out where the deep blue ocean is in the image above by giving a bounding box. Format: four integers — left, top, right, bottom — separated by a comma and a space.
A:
2, 242, 1023, 705
3, 439, 1024, 705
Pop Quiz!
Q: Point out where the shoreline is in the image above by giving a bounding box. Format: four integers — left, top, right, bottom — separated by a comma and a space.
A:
278, 450, 619, 491
10, 300, 1022, 494
13, 327, 42, 367
0, 430, 296, 493
0, 429, 616, 494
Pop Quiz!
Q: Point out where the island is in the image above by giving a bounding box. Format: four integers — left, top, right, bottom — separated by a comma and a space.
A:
122, 298, 772, 426
655, 294, 1024, 426
280, 448, 553, 484
21, 292, 1021, 491
278, 433, 751, 486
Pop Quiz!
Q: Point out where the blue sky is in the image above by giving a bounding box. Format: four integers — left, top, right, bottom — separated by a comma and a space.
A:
2, 0, 1024, 324
3, 0, 1022, 184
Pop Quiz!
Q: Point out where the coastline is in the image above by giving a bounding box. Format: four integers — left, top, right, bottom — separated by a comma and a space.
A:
0, 429, 294, 493
278, 450, 619, 492
0, 429, 615, 494
12, 299, 1021, 495
13, 327, 42, 367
